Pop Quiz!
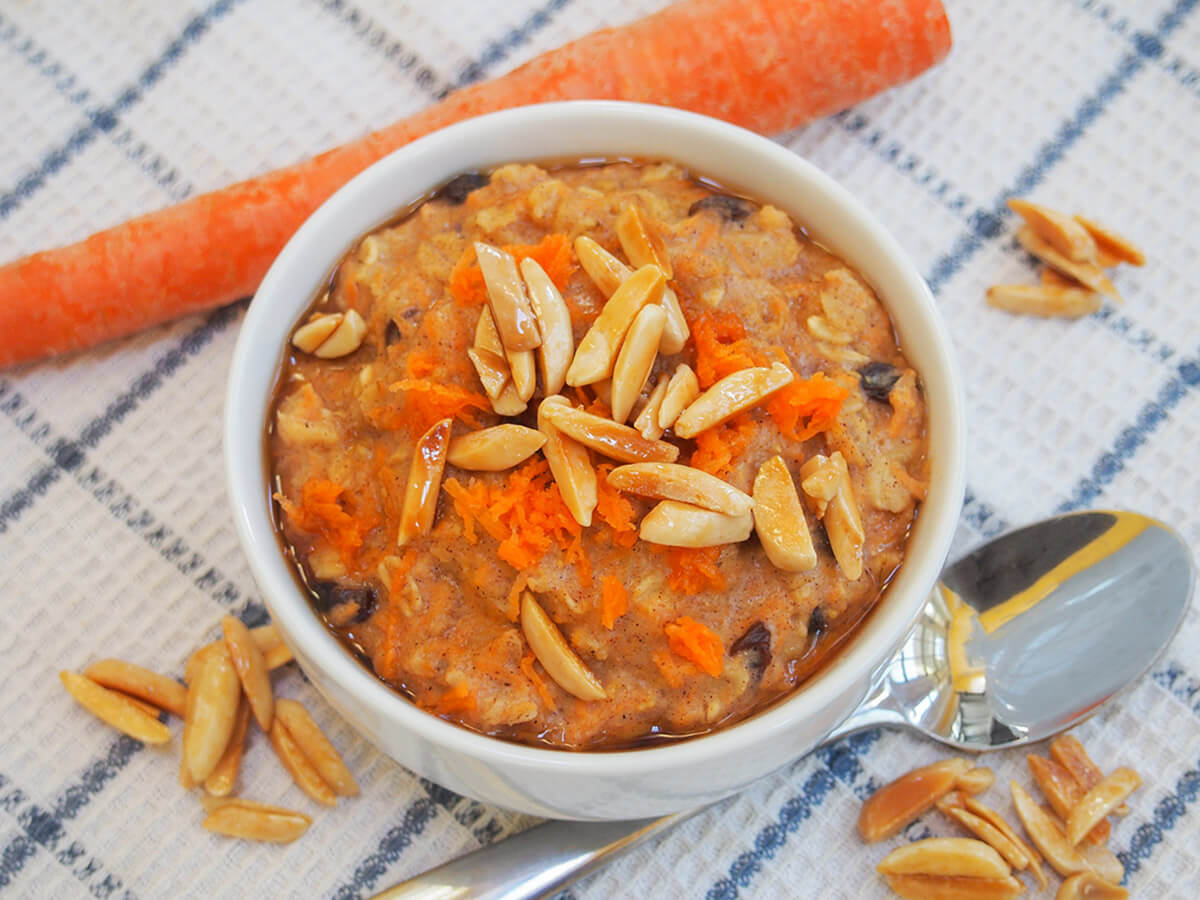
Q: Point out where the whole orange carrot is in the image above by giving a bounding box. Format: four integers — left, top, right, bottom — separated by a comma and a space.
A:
0, 0, 950, 369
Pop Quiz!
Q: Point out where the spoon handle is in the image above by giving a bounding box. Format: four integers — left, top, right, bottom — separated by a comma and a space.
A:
369, 812, 692, 900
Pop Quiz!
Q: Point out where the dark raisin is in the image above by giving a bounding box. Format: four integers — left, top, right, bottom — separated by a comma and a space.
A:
313, 582, 377, 623
808, 606, 827, 638
438, 172, 489, 205
728, 621, 772, 682
402, 306, 421, 320
385, 319, 402, 346
857, 361, 901, 403
688, 194, 758, 223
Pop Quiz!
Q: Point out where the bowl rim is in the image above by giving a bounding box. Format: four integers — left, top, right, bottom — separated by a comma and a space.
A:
225, 100, 966, 778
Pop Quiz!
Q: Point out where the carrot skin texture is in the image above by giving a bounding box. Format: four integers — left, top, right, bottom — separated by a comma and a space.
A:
0, 0, 950, 369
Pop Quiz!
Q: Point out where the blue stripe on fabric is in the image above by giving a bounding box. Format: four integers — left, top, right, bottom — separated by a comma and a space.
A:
0, 0, 241, 222
1075, 0, 1200, 100
330, 798, 440, 900
454, 0, 572, 88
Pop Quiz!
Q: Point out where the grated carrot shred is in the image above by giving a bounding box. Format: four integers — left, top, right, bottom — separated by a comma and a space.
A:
389, 378, 490, 431
505, 574, 528, 623
449, 234, 575, 306
405, 350, 438, 379
437, 683, 476, 714
599, 576, 629, 630
594, 464, 638, 548
520, 652, 558, 711
688, 413, 755, 479
665, 546, 727, 595
664, 616, 724, 677
691, 311, 763, 388
765, 371, 849, 442
275, 478, 373, 567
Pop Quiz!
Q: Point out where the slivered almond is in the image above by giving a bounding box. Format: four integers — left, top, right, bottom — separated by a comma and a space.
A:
274, 699, 359, 797
447, 424, 546, 471
540, 400, 679, 463
1065, 768, 1140, 846
397, 417, 451, 546
474, 307, 527, 415
83, 658, 188, 718
180, 679, 198, 789
658, 364, 700, 430
1016, 227, 1120, 300
877, 838, 1010, 879
882, 874, 1025, 900
222, 615, 274, 731
1011, 780, 1088, 877
269, 717, 337, 806
1057, 872, 1129, 900
658, 288, 689, 355
940, 805, 1030, 873
672, 363, 794, 438
1078, 842, 1125, 886
1028, 755, 1110, 844
986, 283, 1101, 318
538, 397, 598, 527
1008, 199, 1098, 264
957, 767, 995, 796
616, 203, 673, 279
263, 642, 294, 670
202, 799, 312, 843
186, 649, 242, 783
314, 309, 368, 358
185, 641, 227, 686
203, 697, 250, 797
520, 257, 573, 395
799, 451, 864, 580
1049, 735, 1106, 791
507, 348, 537, 402
610, 304, 666, 423
60, 671, 171, 745
607, 462, 753, 516
752, 455, 816, 572
638, 500, 752, 548
475, 242, 541, 351
634, 378, 669, 440
961, 796, 1047, 890
591, 378, 613, 408
858, 758, 970, 842
520, 591, 606, 701
467, 347, 511, 401
1074, 215, 1145, 267
291, 313, 342, 354
566, 265, 665, 386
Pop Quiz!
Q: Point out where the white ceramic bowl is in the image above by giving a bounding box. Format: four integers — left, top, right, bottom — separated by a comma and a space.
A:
225, 101, 966, 820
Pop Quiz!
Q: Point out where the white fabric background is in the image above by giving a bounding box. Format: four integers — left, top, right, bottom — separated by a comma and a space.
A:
1, 0, 1199, 897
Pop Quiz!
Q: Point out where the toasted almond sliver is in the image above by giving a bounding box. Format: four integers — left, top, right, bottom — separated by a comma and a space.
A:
608, 462, 753, 516
1057, 871, 1129, 900
610, 304, 666, 423
799, 451, 864, 581
575, 234, 631, 297
658, 364, 700, 431
203, 696, 251, 797
882, 874, 1025, 900
634, 378, 669, 440
180, 679, 198, 789
1011, 780, 1088, 877
541, 399, 679, 463
186, 649, 242, 783
274, 699, 359, 797
507, 348, 537, 403
263, 642, 294, 670
292, 313, 342, 354
60, 671, 171, 745
397, 417, 452, 546
447, 424, 547, 471
566, 264, 665, 386
83, 658, 188, 718
467, 347, 512, 401
473, 306, 527, 412
270, 717, 337, 806
1078, 842, 1125, 886
314, 309, 368, 359
520, 257, 574, 395
658, 287, 689, 355
202, 801, 312, 844
956, 767, 995, 796
520, 591, 606, 701
940, 805, 1030, 873
858, 758, 970, 843
1066, 767, 1140, 846
475, 242, 541, 351
877, 837, 1010, 879
673, 363, 794, 438
616, 203, 673, 279
1074, 215, 1145, 267
1028, 755, 1110, 845
961, 796, 1047, 889
185, 641, 227, 686
1016, 227, 1120, 300
1007, 199, 1098, 264
1049, 735, 1106, 793
538, 397, 598, 527
639, 500, 752, 548
222, 615, 275, 731
250, 624, 283, 651
986, 283, 1101, 318
752, 455, 816, 572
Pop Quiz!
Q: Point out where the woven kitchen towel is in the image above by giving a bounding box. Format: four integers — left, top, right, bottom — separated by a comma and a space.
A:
2, 0, 1199, 897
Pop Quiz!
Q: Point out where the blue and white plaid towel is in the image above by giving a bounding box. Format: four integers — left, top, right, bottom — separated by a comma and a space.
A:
1, 1, 1198, 897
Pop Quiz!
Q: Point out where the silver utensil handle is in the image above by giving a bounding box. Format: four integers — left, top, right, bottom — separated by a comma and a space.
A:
370, 812, 692, 900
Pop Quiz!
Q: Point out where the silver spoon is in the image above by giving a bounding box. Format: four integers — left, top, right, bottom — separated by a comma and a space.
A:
373, 510, 1194, 900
